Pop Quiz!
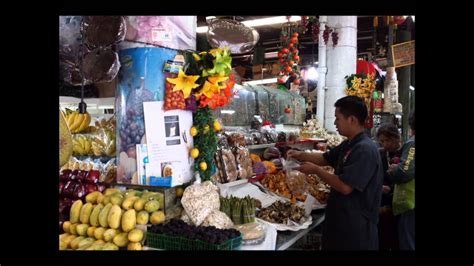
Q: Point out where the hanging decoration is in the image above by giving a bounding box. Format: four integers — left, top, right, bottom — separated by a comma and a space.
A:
172, 47, 235, 181
299, 16, 340, 47
344, 72, 376, 111
276, 17, 301, 87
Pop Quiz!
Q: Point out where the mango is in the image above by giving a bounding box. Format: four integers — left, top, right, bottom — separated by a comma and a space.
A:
121, 209, 136, 232
98, 203, 113, 228
113, 232, 129, 247
136, 211, 149, 225
107, 204, 122, 229
94, 227, 106, 240
70, 200, 83, 223
89, 203, 104, 227
62, 221, 71, 234
86, 226, 96, 238
144, 200, 160, 213
133, 198, 146, 211
85, 191, 102, 204
80, 203, 94, 224
150, 211, 166, 225
127, 242, 142, 250
76, 224, 89, 236
103, 228, 118, 242
122, 196, 139, 210
127, 228, 144, 243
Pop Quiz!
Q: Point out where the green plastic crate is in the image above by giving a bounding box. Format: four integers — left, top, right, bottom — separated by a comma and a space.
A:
146, 231, 242, 250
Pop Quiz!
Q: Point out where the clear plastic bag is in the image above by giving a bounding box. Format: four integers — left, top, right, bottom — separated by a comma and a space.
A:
234, 147, 253, 179
82, 49, 121, 84
283, 159, 309, 199
81, 16, 126, 50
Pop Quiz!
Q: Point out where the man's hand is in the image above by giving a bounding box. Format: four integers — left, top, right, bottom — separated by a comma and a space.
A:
294, 161, 319, 175
382, 185, 391, 194
286, 149, 303, 160
388, 163, 398, 172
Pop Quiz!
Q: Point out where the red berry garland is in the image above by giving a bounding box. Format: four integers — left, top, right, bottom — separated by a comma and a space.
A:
277, 30, 301, 86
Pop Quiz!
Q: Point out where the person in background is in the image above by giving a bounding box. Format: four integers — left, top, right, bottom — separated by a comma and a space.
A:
376, 123, 402, 250
287, 96, 383, 250
387, 109, 415, 250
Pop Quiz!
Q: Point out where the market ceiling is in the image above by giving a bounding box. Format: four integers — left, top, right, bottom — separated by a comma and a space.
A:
197, 16, 415, 68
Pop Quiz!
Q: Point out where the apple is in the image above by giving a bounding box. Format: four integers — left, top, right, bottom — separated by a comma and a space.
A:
69, 170, 79, 181
59, 182, 65, 194
59, 169, 71, 182
73, 183, 86, 200
85, 170, 100, 184
63, 181, 78, 198
77, 170, 88, 183
85, 183, 98, 194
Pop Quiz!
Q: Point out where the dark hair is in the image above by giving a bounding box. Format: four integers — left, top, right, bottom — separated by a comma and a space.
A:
376, 123, 400, 139
334, 96, 368, 125
409, 109, 415, 131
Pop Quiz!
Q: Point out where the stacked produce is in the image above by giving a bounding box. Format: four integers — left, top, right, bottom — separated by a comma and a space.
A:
60, 157, 117, 183
63, 108, 92, 134
59, 188, 165, 250
147, 219, 242, 250
306, 166, 333, 205
220, 196, 257, 225
71, 116, 116, 157
59, 164, 108, 230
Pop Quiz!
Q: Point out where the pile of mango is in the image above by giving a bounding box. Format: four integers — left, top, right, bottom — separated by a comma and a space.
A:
59, 188, 166, 250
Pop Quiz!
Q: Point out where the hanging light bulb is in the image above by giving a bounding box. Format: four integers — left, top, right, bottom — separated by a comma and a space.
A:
306, 66, 319, 81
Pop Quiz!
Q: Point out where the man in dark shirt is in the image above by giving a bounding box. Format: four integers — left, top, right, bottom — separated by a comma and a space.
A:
288, 96, 383, 250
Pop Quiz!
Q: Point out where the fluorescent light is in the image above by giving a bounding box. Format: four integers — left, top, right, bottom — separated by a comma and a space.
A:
265, 51, 278, 59
410, 86, 415, 91
306, 67, 319, 81
197, 16, 302, 34
243, 78, 277, 86
242, 16, 301, 27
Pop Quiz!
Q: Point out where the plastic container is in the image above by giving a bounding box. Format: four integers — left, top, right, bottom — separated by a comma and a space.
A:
146, 232, 242, 250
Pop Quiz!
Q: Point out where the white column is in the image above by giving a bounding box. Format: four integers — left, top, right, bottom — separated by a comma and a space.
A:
316, 16, 327, 126
324, 16, 357, 132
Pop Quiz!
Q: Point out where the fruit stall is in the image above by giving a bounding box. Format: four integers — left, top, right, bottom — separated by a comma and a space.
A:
59, 16, 353, 251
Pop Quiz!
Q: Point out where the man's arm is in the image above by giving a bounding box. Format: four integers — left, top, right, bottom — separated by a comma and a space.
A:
296, 162, 353, 195
300, 152, 330, 166
287, 150, 331, 166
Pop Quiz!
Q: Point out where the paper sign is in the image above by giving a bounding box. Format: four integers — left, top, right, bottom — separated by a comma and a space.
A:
143, 101, 194, 186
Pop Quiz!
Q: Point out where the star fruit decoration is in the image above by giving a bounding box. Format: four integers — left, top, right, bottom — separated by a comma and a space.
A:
166, 69, 200, 99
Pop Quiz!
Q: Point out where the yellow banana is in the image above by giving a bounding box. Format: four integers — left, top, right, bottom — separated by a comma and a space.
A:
77, 113, 91, 133
84, 139, 92, 155
70, 113, 86, 133
67, 112, 78, 130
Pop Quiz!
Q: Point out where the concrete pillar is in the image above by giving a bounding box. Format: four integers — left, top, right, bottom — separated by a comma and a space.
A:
316, 16, 327, 126
397, 30, 412, 141
324, 16, 357, 132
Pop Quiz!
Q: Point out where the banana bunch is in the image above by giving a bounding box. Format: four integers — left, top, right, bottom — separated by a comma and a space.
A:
66, 110, 91, 134
73, 134, 92, 156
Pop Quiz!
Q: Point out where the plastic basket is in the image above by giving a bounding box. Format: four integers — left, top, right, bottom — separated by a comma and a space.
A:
146, 231, 242, 250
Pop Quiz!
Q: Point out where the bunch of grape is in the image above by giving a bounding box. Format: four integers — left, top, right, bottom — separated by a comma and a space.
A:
119, 109, 145, 152
300, 16, 309, 34
323, 25, 333, 45
332, 31, 339, 47
311, 22, 320, 43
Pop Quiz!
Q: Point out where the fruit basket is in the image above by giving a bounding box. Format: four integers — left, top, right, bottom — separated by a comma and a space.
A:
146, 232, 242, 250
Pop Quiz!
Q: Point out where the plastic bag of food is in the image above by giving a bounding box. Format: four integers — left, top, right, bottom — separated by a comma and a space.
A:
220, 148, 238, 182
163, 56, 187, 111
181, 181, 220, 226
81, 16, 126, 50
201, 209, 234, 229
285, 169, 308, 200
83, 49, 121, 84
226, 132, 246, 147
234, 147, 253, 179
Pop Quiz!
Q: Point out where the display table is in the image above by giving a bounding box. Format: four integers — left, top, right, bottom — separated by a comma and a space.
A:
275, 211, 325, 250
